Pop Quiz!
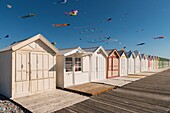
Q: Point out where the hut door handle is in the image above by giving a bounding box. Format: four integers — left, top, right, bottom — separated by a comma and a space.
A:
21, 64, 23, 69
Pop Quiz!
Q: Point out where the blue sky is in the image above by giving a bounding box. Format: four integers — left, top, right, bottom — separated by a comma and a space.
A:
0, 0, 170, 58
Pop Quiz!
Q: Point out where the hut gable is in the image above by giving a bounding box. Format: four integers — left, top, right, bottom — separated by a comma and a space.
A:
59, 47, 87, 57
134, 50, 141, 59
141, 54, 147, 60
118, 50, 127, 58
83, 46, 108, 57
0, 34, 59, 54
148, 55, 153, 60
126, 51, 135, 59
106, 49, 120, 58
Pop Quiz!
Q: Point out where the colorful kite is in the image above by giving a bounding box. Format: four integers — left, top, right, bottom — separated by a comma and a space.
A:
58, 0, 67, 4
65, 10, 78, 16
19, 13, 36, 19
136, 42, 145, 46
153, 36, 165, 40
52, 23, 70, 27
7, 4, 12, 8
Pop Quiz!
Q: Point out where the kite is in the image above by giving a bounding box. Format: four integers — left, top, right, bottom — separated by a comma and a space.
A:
74, 17, 112, 29
79, 28, 100, 35
136, 42, 145, 46
5, 35, 10, 38
120, 46, 126, 51
65, 10, 78, 16
104, 36, 111, 40
136, 29, 144, 33
87, 36, 115, 44
87, 40, 105, 43
52, 23, 70, 27
51, 42, 56, 45
153, 36, 165, 40
7, 4, 12, 8
58, 0, 67, 4
106, 18, 112, 21
19, 13, 36, 19
123, 46, 126, 49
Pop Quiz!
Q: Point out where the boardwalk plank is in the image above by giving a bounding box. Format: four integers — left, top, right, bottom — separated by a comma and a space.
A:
92, 94, 169, 113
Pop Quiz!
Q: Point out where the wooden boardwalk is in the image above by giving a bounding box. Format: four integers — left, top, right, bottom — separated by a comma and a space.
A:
56, 69, 170, 113
66, 82, 114, 96
14, 89, 89, 113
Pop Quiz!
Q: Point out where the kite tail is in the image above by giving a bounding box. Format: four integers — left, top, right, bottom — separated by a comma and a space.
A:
65, 12, 68, 15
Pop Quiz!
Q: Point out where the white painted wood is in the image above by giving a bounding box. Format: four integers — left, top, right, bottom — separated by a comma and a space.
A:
15, 52, 29, 95
142, 57, 148, 72
135, 55, 141, 73
127, 55, 135, 74
57, 46, 107, 88
0, 51, 12, 98
90, 47, 107, 81
119, 53, 127, 76
11, 34, 59, 54
0, 34, 58, 98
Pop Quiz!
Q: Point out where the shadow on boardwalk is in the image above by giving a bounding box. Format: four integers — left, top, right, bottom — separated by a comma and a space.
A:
56, 69, 170, 113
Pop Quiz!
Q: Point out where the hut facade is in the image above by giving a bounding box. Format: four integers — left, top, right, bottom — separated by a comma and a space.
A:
134, 50, 141, 73
0, 34, 58, 98
118, 50, 128, 76
154, 56, 159, 70
56, 47, 92, 88
126, 51, 135, 74
141, 54, 148, 72
106, 49, 120, 78
83, 46, 108, 81
148, 55, 153, 70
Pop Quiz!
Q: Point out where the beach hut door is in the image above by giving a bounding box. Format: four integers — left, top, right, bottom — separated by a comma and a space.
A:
16, 53, 29, 94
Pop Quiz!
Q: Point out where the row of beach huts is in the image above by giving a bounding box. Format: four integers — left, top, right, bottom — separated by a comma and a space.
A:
0, 34, 169, 98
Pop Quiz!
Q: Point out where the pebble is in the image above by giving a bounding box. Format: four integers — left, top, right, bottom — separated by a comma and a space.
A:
0, 94, 30, 113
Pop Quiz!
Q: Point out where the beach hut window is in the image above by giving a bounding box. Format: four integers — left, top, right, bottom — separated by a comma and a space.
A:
66, 57, 73, 72
75, 58, 82, 71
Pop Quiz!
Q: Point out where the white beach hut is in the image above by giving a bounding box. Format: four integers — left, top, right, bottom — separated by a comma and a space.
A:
56, 47, 92, 88
134, 50, 141, 73
153, 56, 158, 70
148, 55, 153, 70
152, 56, 155, 70
141, 54, 148, 71
83, 46, 108, 81
126, 51, 135, 74
118, 50, 128, 76
0, 34, 58, 98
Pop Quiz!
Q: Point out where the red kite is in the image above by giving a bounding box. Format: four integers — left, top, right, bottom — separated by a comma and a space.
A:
153, 36, 165, 40
52, 23, 70, 27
